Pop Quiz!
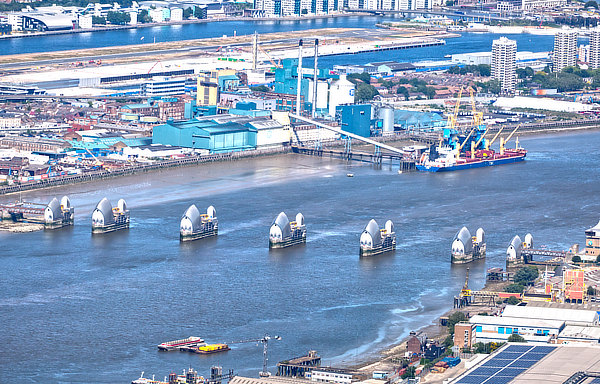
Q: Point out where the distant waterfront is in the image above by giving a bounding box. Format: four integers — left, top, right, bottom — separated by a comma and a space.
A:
1, 130, 600, 382
0, 15, 556, 57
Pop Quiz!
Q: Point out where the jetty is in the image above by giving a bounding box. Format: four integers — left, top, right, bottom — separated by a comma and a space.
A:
157, 336, 205, 351
0, 195, 74, 230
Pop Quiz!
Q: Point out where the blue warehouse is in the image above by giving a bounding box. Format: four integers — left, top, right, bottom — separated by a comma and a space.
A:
152, 118, 257, 153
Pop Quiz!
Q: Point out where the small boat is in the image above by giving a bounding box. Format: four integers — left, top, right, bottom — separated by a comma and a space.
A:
347, 173, 354, 177
194, 343, 231, 354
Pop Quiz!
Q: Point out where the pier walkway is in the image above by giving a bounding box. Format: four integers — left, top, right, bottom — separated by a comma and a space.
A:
292, 146, 416, 171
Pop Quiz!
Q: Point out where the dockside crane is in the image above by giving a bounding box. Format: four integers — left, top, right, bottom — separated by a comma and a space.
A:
447, 88, 463, 131
229, 335, 282, 377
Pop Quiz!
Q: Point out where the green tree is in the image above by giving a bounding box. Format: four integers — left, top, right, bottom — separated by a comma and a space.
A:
138, 9, 152, 23
507, 296, 521, 305
588, 286, 596, 296
447, 311, 468, 334
397, 86, 409, 100
183, 7, 193, 19
354, 83, 379, 102
424, 86, 436, 99
514, 266, 539, 286
572, 255, 582, 263
585, 0, 598, 8
596, 255, 600, 263
250, 85, 270, 92
92, 15, 106, 25
106, 11, 130, 25
194, 6, 206, 19
443, 334, 453, 348
401, 366, 416, 379
505, 284, 524, 293
347, 72, 371, 84
507, 334, 526, 343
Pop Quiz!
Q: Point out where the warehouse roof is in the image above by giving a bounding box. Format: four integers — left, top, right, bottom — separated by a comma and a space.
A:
502, 304, 599, 325
494, 96, 593, 112
559, 325, 600, 341
470, 314, 565, 329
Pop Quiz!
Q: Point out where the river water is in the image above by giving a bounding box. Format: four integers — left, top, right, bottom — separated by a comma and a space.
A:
0, 15, 556, 57
1, 130, 599, 382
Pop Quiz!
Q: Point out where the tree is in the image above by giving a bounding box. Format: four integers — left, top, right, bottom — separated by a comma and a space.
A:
106, 11, 130, 25
92, 15, 106, 25
250, 85, 271, 92
588, 286, 597, 296
596, 254, 600, 264
183, 7, 193, 19
505, 284, 524, 293
507, 334, 526, 343
354, 83, 379, 102
514, 266, 538, 286
138, 9, 152, 23
448, 311, 468, 334
507, 296, 521, 305
572, 255, 582, 263
401, 366, 416, 379
446, 0, 454, 5
397, 86, 409, 100
585, 1, 598, 9
347, 72, 371, 84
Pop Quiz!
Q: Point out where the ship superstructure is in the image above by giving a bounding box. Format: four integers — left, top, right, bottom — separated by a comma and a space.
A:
451, 226, 486, 264
269, 212, 306, 248
92, 197, 130, 234
180, 205, 218, 241
359, 219, 396, 257
43, 196, 74, 229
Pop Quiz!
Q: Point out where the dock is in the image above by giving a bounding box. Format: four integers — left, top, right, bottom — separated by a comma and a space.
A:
157, 336, 205, 351
291, 146, 416, 172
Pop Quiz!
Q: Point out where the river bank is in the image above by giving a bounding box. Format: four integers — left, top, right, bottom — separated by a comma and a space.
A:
0, 12, 375, 42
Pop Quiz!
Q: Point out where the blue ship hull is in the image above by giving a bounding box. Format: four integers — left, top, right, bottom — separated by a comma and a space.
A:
416, 153, 526, 172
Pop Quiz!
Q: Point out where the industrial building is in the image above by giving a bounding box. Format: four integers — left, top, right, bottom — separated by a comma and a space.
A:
553, 28, 578, 72
469, 314, 565, 343
492, 37, 517, 94
143, 77, 186, 97
335, 104, 371, 138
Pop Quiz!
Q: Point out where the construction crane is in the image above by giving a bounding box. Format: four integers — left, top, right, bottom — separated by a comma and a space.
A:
147, 61, 163, 74
447, 88, 463, 131
461, 268, 471, 298
258, 45, 282, 69
229, 335, 281, 377
469, 88, 484, 128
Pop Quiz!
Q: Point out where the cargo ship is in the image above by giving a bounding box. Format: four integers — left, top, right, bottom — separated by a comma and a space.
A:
451, 227, 486, 264
157, 336, 205, 351
417, 109, 526, 172
269, 212, 306, 249
193, 343, 230, 354
360, 219, 396, 257
43, 196, 74, 229
180, 205, 218, 242
92, 198, 130, 234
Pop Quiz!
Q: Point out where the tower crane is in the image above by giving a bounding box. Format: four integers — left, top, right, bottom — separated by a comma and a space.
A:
229, 335, 282, 377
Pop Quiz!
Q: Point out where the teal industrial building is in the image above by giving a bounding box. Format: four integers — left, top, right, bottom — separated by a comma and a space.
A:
152, 118, 257, 153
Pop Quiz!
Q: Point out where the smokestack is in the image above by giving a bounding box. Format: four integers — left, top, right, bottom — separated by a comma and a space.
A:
312, 38, 319, 118
296, 39, 303, 116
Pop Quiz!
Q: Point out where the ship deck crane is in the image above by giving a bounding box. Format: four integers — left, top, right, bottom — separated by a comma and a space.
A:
469, 88, 483, 128
486, 127, 504, 150
500, 124, 521, 154
229, 335, 281, 377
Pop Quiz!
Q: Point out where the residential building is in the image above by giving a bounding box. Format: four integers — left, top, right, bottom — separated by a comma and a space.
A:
170, 8, 183, 21
454, 322, 476, 351
492, 36, 517, 94
78, 14, 92, 29
590, 28, 600, 70
553, 29, 577, 72
579, 44, 591, 64
521, 0, 566, 10
406, 331, 427, 354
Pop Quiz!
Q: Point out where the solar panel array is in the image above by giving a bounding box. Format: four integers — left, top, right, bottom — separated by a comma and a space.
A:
455, 345, 556, 384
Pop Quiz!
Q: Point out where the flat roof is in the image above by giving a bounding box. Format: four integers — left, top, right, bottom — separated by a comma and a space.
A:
470, 315, 565, 329
502, 304, 598, 324
559, 325, 600, 340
